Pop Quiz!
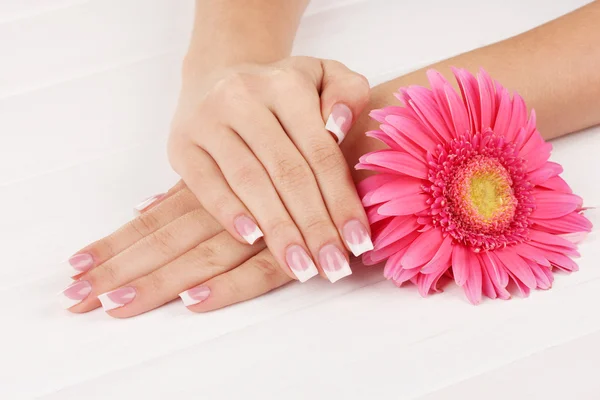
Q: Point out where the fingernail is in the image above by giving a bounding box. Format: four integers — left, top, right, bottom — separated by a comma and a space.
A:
179, 285, 210, 307
61, 253, 94, 273
325, 103, 353, 144
234, 215, 264, 245
342, 220, 374, 257
98, 287, 136, 311
285, 245, 319, 283
58, 280, 92, 309
133, 193, 165, 216
319, 244, 352, 283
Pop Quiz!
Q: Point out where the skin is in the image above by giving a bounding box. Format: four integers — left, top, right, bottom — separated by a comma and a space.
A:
66, 0, 600, 317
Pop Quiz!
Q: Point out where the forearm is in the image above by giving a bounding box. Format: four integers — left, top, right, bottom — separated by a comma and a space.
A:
184, 0, 309, 79
343, 1, 600, 181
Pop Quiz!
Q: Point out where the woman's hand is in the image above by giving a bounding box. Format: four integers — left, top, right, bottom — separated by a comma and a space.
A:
168, 56, 373, 284
60, 182, 293, 316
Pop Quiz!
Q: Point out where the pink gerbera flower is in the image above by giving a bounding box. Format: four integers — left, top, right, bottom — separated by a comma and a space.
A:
357, 68, 592, 304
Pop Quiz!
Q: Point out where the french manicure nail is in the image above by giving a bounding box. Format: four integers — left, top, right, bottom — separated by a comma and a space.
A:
58, 280, 92, 309
61, 253, 94, 273
133, 193, 165, 216
234, 215, 264, 245
285, 245, 319, 283
342, 220, 374, 257
325, 103, 353, 144
98, 287, 136, 311
179, 285, 211, 307
319, 244, 352, 283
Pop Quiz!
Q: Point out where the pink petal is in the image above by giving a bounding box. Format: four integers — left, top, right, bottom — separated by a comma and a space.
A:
385, 115, 438, 153
520, 128, 546, 158
369, 106, 406, 123
361, 151, 428, 179
365, 130, 404, 152
528, 164, 562, 186
545, 251, 579, 272
417, 266, 449, 297
452, 67, 481, 134
527, 260, 553, 290
463, 255, 483, 305
513, 243, 551, 267
537, 175, 572, 193
480, 258, 497, 299
363, 177, 424, 207
401, 228, 444, 269
559, 232, 588, 244
493, 88, 511, 137
525, 142, 552, 172
533, 190, 582, 207
378, 193, 430, 216
530, 200, 579, 220
444, 83, 470, 137
421, 235, 454, 274
367, 231, 420, 264
493, 249, 537, 289
426, 69, 456, 138
505, 93, 527, 142
531, 211, 592, 233
515, 109, 537, 150
379, 124, 427, 162
483, 252, 510, 287
451, 245, 474, 286
405, 85, 453, 141
357, 174, 395, 198
373, 216, 420, 249
383, 248, 406, 279
481, 253, 511, 299
477, 68, 496, 130
529, 229, 578, 250
366, 206, 391, 224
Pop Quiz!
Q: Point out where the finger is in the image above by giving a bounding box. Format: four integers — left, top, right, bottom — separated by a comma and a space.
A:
65, 207, 223, 313
320, 59, 371, 144
269, 69, 373, 265
95, 231, 266, 317
185, 248, 292, 312
191, 125, 318, 282
172, 143, 266, 247
133, 179, 187, 215
63, 188, 201, 276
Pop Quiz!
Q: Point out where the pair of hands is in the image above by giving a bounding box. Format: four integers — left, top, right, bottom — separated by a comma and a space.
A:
60, 56, 375, 316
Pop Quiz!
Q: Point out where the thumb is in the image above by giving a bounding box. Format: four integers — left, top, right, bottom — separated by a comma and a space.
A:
320, 60, 371, 144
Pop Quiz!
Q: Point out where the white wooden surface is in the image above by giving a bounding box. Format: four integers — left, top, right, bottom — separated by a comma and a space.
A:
1, 0, 599, 399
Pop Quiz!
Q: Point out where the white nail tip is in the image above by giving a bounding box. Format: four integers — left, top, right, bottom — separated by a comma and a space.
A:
58, 294, 83, 310
346, 238, 374, 257
293, 261, 319, 283
98, 293, 125, 312
324, 261, 353, 283
179, 291, 201, 307
325, 114, 346, 144
241, 226, 264, 245
133, 195, 161, 216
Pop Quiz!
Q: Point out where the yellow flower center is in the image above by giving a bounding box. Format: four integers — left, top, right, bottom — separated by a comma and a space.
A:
469, 171, 513, 220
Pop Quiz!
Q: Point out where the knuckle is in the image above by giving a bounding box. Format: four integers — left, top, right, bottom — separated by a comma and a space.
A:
303, 215, 333, 235
128, 213, 161, 237
147, 228, 178, 257
231, 163, 263, 189
213, 72, 256, 103
271, 159, 312, 190
272, 68, 310, 92
308, 141, 345, 177
346, 73, 370, 99
249, 256, 281, 284
145, 271, 166, 294
90, 262, 119, 288
266, 218, 295, 240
